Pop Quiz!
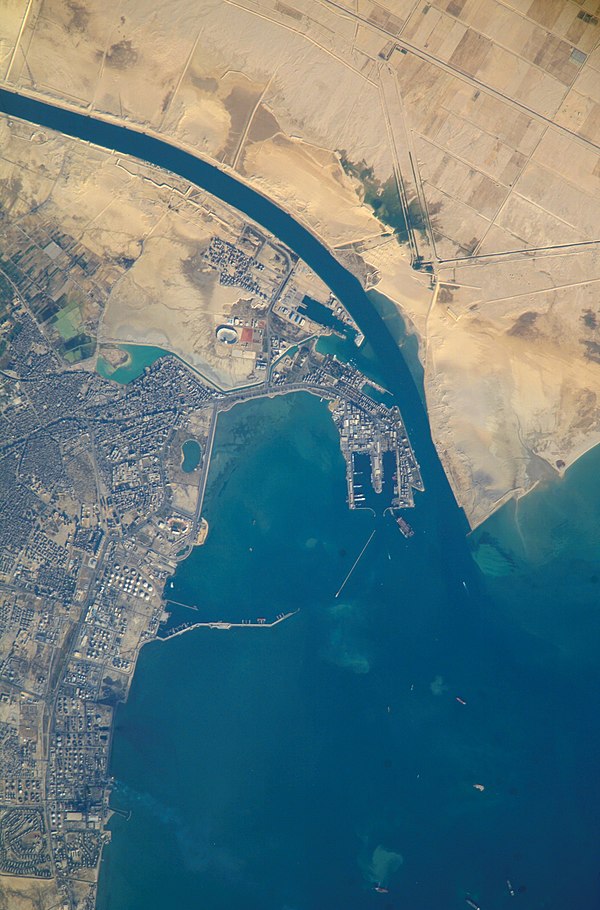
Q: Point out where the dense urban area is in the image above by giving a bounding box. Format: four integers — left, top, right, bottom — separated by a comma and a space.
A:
0, 209, 422, 908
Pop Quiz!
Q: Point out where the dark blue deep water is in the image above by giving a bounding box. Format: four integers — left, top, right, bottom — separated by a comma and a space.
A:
2, 89, 598, 910
99, 393, 600, 910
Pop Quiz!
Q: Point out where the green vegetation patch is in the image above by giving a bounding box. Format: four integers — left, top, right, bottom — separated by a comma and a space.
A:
0, 256, 97, 364
50, 305, 81, 341
0, 270, 13, 321
0, 260, 22, 367
44, 290, 97, 363
62, 333, 96, 363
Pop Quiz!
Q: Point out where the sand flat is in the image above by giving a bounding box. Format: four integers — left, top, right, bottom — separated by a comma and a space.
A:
2, 0, 600, 526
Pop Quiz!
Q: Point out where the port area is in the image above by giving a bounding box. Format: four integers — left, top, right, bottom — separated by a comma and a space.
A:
158, 342, 425, 579
157, 344, 425, 638
265, 343, 424, 517
157, 609, 298, 640
330, 396, 423, 514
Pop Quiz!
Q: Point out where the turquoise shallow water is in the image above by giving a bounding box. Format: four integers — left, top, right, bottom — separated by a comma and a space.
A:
96, 345, 170, 384
98, 393, 600, 910
4, 84, 598, 910
471, 444, 600, 669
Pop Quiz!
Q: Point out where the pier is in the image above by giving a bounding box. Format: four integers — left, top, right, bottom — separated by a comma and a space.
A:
158, 610, 299, 640
335, 529, 376, 598
165, 599, 199, 612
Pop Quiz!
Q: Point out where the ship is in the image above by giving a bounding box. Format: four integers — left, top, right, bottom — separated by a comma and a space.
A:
465, 898, 481, 910
396, 516, 414, 538
456, 696, 467, 705
374, 884, 389, 894
507, 880, 515, 897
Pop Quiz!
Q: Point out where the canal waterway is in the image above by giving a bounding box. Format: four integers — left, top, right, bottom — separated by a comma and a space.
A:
0, 88, 428, 446
1, 90, 598, 910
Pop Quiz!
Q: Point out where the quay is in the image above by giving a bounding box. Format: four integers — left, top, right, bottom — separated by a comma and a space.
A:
158, 610, 299, 640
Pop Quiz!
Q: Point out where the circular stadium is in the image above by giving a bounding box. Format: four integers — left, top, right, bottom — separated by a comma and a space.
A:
215, 324, 239, 345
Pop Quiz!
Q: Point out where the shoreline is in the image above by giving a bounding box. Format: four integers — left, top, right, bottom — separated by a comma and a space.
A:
2, 83, 598, 538
157, 609, 300, 641
0, 83, 363, 281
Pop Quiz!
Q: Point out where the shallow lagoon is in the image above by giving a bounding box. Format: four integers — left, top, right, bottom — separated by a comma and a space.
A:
96, 344, 170, 384
181, 439, 202, 474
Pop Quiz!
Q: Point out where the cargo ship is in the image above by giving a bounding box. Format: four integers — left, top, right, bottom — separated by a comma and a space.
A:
396, 516, 414, 538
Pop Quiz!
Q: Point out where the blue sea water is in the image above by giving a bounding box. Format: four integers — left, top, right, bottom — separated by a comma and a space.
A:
3, 86, 597, 910
98, 393, 600, 910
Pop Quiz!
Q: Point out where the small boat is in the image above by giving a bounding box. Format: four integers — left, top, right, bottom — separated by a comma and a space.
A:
456, 696, 467, 705
374, 883, 389, 894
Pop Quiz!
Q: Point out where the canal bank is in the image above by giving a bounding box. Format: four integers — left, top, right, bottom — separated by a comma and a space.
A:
0, 87, 438, 493
2, 87, 599, 910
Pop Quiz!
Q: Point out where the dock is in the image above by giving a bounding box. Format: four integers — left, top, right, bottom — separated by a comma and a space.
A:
158, 609, 299, 640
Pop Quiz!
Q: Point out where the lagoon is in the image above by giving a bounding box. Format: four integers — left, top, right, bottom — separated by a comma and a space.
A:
96, 344, 170, 384
181, 439, 202, 474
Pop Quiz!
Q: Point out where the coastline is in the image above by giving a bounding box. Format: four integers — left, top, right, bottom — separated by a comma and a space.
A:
99, 392, 600, 910
2, 87, 591, 537
2, 79, 599, 532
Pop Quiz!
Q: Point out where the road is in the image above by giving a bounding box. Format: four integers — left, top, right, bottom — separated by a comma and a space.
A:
322, 0, 600, 156
193, 403, 219, 530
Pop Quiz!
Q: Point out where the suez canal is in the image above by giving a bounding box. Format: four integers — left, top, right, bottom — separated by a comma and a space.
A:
0, 87, 480, 603
0, 88, 468, 529
7, 90, 599, 910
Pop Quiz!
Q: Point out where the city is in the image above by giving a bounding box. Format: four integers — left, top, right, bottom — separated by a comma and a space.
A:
0, 212, 422, 909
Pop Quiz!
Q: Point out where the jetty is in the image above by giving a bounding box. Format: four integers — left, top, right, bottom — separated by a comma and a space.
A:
335, 529, 376, 598
158, 609, 299, 640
